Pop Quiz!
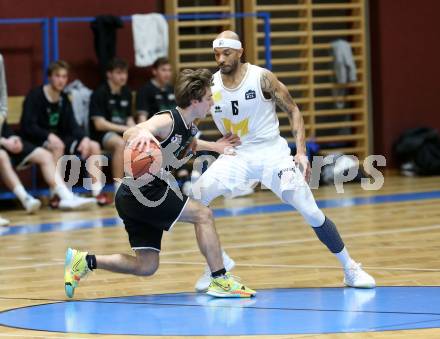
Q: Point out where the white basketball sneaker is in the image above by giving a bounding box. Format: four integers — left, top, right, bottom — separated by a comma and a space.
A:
195, 251, 236, 292
0, 216, 10, 227
344, 262, 376, 288
23, 196, 42, 214
59, 196, 96, 211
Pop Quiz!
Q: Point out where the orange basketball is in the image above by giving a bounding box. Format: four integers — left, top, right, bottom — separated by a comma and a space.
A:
124, 143, 163, 179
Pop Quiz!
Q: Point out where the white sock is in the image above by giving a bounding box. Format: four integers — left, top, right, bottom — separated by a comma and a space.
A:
114, 180, 121, 193
91, 181, 103, 197
13, 185, 31, 205
53, 184, 74, 200
335, 247, 355, 268
222, 250, 231, 263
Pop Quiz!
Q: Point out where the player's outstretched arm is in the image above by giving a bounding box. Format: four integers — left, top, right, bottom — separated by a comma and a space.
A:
196, 133, 241, 154
260, 70, 310, 181
123, 114, 172, 152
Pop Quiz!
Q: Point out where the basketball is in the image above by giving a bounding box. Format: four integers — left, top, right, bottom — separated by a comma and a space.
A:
124, 143, 163, 179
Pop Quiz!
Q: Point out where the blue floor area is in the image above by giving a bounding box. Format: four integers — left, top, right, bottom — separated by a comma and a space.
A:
1, 287, 440, 335
1, 190, 440, 237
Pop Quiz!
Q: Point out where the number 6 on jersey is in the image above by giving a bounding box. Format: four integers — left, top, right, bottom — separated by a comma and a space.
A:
231, 100, 239, 115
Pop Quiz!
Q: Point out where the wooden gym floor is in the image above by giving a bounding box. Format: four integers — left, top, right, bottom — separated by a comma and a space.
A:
1, 175, 440, 338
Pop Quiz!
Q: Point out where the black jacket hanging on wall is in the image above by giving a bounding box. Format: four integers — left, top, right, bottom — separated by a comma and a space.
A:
90, 15, 124, 80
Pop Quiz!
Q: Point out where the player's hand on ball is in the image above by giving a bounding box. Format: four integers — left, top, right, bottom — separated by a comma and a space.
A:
294, 153, 311, 183
128, 130, 160, 154
215, 133, 241, 155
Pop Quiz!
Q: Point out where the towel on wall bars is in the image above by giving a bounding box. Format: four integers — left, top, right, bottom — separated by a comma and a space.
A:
132, 13, 169, 67
331, 39, 357, 109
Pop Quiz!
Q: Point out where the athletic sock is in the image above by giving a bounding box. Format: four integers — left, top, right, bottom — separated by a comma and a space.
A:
114, 180, 121, 193
335, 247, 355, 268
85, 254, 97, 270
211, 268, 227, 278
312, 217, 355, 268
53, 184, 74, 200
13, 185, 31, 205
91, 181, 103, 197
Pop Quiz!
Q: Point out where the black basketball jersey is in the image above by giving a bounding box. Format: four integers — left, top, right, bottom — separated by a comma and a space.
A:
123, 107, 197, 198
156, 108, 198, 161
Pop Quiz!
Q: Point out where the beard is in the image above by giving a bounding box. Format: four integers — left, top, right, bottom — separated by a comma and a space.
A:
219, 59, 239, 75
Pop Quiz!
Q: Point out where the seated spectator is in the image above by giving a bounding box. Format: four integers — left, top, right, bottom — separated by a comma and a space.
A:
0, 53, 9, 225
0, 121, 95, 210
0, 53, 6, 135
136, 57, 175, 122
89, 58, 135, 191
19, 60, 103, 207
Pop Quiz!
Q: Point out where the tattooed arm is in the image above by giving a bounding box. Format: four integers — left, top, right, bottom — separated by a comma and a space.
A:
260, 69, 311, 180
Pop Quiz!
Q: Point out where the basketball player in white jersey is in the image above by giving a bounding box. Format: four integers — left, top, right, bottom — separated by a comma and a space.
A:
193, 31, 376, 291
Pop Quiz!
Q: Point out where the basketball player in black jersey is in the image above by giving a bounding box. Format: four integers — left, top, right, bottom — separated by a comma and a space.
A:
64, 69, 255, 298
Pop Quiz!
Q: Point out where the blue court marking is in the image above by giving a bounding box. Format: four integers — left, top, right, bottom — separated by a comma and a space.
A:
0, 217, 122, 237
213, 190, 440, 217
1, 190, 440, 237
1, 287, 440, 335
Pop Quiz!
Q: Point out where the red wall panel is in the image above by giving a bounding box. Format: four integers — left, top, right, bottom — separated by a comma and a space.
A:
369, 0, 440, 166
0, 0, 159, 95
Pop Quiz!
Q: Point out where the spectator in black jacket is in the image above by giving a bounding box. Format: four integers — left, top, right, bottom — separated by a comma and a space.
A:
0, 53, 9, 226
20, 61, 104, 206
136, 57, 175, 122
89, 58, 135, 190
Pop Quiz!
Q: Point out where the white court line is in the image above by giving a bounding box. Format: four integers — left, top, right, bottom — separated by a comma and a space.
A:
4, 260, 440, 273
2, 223, 440, 272
159, 260, 440, 272
0, 330, 312, 339
163, 223, 440, 255
1, 259, 439, 273
0, 262, 61, 271
0, 334, 89, 339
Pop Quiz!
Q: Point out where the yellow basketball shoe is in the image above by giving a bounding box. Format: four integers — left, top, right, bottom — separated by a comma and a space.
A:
207, 272, 256, 298
64, 248, 90, 298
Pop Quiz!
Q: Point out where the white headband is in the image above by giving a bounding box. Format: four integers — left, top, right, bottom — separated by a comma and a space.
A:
212, 38, 242, 50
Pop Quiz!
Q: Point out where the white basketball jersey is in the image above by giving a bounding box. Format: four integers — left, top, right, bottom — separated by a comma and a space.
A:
211, 63, 280, 145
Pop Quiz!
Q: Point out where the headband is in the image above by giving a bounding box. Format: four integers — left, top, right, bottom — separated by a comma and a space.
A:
212, 38, 242, 50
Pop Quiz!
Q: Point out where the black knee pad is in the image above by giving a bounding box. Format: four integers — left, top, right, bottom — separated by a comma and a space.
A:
312, 217, 344, 253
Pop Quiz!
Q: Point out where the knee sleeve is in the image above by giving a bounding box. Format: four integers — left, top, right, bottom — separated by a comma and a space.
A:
282, 189, 325, 226
304, 208, 325, 227
312, 216, 345, 253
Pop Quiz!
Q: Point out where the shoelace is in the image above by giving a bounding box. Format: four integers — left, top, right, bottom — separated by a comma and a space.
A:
224, 273, 245, 288
227, 273, 242, 282
71, 253, 91, 279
